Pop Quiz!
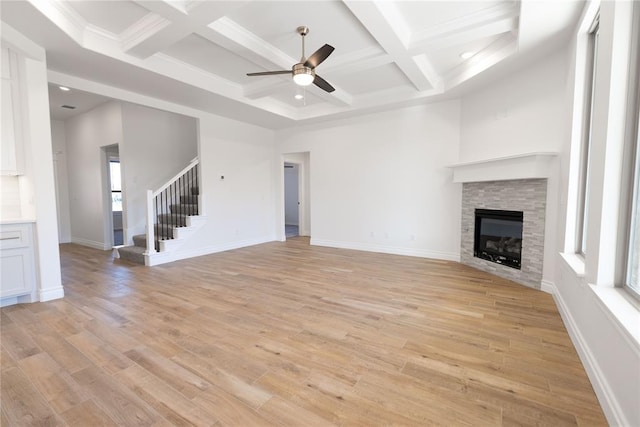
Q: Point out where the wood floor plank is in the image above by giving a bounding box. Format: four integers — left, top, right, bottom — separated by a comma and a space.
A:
18, 352, 89, 413
124, 346, 211, 399
71, 366, 166, 426
0, 239, 607, 426
59, 399, 119, 427
114, 364, 217, 426
1, 367, 65, 426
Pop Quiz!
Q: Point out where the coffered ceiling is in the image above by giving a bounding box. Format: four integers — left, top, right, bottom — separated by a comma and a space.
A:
1, 0, 584, 128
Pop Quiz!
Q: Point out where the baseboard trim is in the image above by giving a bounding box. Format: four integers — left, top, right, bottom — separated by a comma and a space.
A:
71, 237, 109, 250
310, 239, 460, 262
550, 279, 630, 427
147, 235, 276, 266
39, 286, 65, 302
540, 279, 555, 294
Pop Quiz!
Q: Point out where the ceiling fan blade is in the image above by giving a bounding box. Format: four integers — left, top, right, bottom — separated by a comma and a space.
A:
246, 70, 291, 76
313, 74, 335, 93
304, 44, 334, 68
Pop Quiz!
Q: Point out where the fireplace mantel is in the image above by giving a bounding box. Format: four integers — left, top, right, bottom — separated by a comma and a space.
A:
448, 152, 558, 183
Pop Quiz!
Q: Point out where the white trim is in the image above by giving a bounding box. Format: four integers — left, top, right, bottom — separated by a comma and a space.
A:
146, 235, 276, 266
1, 295, 28, 307
560, 251, 586, 277
589, 285, 640, 352
310, 238, 460, 262
71, 237, 109, 251
540, 279, 556, 294
121, 13, 172, 53
551, 278, 632, 427
448, 152, 558, 183
38, 286, 64, 302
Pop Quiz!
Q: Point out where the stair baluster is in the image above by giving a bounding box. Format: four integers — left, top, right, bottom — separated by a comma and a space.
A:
143, 158, 200, 258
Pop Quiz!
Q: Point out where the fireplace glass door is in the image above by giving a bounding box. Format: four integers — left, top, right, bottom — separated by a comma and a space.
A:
474, 209, 523, 269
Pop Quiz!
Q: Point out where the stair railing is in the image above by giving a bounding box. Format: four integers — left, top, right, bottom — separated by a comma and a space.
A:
145, 157, 199, 255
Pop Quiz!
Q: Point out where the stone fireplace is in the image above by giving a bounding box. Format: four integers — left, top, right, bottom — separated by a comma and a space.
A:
450, 153, 555, 290
461, 179, 546, 288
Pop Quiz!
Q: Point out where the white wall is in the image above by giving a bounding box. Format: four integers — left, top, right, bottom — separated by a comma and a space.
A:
64, 101, 197, 248
176, 112, 277, 256
284, 164, 299, 226
51, 119, 71, 243
276, 101, 462, 260
460, 48, 568, 284
65, 101, 123, 249
460, 48, 568, 162
120, 102, 197, 240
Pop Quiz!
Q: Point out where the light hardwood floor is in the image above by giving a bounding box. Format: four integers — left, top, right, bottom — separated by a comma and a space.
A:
1, 238, 606, 426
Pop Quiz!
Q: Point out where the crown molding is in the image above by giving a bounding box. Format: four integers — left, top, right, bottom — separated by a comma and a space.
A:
208, 17, 296, 71
121, 12, 172, 53
28, 0, 87, 44
411, 2, 519, 46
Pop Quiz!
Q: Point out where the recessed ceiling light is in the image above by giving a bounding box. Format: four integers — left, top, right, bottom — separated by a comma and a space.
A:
294, 93, 304, 100
59, 86, 70, 91
460, 51, 474, 60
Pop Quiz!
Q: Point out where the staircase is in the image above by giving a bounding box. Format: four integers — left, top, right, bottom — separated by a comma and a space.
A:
117, 159, 204, 266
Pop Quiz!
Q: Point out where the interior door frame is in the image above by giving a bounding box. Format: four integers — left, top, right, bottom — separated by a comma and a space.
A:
281, 152, 310, 239
101, 144, 121, 249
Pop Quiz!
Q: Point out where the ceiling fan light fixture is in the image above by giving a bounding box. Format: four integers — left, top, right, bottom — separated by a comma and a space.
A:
292, 63, 314, 86
293, 73, 314, 86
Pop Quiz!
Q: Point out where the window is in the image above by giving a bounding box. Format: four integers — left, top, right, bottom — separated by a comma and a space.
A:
110, 160, 122, 212
576, 18, 600, 255
626, 23, 640, 297
628, 134, 640, 297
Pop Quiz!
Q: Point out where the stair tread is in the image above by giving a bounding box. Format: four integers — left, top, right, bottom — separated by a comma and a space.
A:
118, 245, 146, 265
118, 245, 145, 254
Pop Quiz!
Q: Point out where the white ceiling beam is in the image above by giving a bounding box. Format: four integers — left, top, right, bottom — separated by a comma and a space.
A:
411, 2, 519, 45
27, 0, 87, 45
413, 55, 443, 93
307, 85, 353, 107
321, 47, 393, 77
443, 33, 517, 91
207, 17, 297, 70
343, 0, 434, 92
244, 79, 291, 99
409, 17, 518, 53
123, 1, 248, 59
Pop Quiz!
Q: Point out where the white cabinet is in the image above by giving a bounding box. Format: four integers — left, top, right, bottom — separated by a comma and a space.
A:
1, 223, 35, 304
1, 47, 25, 175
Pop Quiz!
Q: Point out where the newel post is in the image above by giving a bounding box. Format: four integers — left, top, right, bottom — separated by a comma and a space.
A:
145, 189, 156, 255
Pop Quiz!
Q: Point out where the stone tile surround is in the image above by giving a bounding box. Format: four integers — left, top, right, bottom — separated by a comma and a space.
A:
461, 179, 547, 289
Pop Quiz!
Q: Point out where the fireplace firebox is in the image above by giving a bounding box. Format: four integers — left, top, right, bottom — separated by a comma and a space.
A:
474, 209, 523, 269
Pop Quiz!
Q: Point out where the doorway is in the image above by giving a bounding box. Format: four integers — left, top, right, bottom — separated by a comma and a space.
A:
282, 152, 310, 240
284, 162, 299, 238
103, 144, 123, 247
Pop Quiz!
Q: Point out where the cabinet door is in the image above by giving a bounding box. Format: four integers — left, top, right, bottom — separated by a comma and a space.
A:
1, 47, 24, 175
0, 247, 34, 298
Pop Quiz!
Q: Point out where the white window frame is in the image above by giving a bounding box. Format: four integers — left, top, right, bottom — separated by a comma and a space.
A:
623, 4, 640, 299
576, 17, 600, 257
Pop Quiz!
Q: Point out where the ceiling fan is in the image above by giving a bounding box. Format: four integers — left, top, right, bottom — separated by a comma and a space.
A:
246, 26, 335, 93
